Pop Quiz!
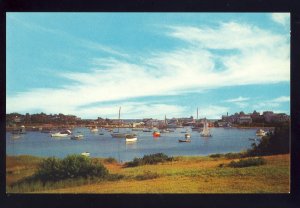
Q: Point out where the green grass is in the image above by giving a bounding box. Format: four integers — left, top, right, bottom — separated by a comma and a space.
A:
6, 154, 290, 193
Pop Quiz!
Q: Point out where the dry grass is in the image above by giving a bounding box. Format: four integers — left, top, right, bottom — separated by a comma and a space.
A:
6, 154, 290, 193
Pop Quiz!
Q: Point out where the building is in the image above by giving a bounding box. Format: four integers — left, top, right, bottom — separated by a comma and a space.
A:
237, 115, 252, 124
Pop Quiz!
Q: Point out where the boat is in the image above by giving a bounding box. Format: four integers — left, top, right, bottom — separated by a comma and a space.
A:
111, 107, 126, 138
125, 134, 138, 142
185, 133, 191, 139
71, 134, 84, 140
178, 139, 191, 143
90, 127, 99, 132
99, 132, 104, 135
256, 129, 266, 136
11, 125, 26, 134
81, 152, 90, 157
160, 129, 170, 133
132, 128, 143, 131
153, 131, 160, 137
142, 128, 152, 132
51, 130, 72, 137
200, 121, 212, 137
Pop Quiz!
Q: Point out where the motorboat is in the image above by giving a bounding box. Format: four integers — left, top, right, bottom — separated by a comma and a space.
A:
185, 133, 191, 139
11, 125, 26, 134
178, 139, 191, 143
160, 129, 170, 133
81, 152, 90, 157
51, 130, 72, 137
90, 127, 99, 132
143, 128, 152, 132
153, 131, 161, 137
71, 134, 84, 140
125, 134, 138, 142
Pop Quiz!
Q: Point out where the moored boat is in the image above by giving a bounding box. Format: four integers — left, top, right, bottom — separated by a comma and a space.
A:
185, 133, 191, 139
200, 121, 212, 137
71, 134, 84, 140
51, 130, 72, 137
153, 131, 161, 137
178, 139, 191, 143
81, 152, 90, 157
125, 134, 138, 142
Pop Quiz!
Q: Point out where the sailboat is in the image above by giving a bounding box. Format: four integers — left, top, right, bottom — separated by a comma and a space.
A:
111, 107, 126, 138
200, 120, 212, 137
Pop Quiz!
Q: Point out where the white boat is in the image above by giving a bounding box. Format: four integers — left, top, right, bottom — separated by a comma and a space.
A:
185, 133, 191, 139
200, 121, 212, 137
125, 134, 138, 142
71, 134, 84, 140
51, 130, 72, 137
256, 129, 266, 136
81, 152, 90, 157
160, 129, 170, 133
90, 127, 99, 132
12, 125, 26, 134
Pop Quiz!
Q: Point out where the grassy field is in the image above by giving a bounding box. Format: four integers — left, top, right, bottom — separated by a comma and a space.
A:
6, 154, 290, 193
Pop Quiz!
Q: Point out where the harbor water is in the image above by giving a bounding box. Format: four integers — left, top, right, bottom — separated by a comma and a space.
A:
6, 127, 260, 162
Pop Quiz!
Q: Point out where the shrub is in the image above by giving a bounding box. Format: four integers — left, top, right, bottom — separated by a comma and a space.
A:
125, 153, 173, 167
135, 171, 159, 180
209, 154, 223, 158
247, 125, 289, 156
228, 157, 266, 168
35, 155, 108, 182
224, 152, 245, 159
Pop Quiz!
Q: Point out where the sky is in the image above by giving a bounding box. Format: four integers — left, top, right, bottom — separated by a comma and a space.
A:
6, 13, 290, 119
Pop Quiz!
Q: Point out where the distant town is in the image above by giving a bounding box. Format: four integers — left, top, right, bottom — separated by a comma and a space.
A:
6, 110, 290, 131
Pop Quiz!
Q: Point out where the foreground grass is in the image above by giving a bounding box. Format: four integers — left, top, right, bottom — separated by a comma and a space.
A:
6, 154, 290, 193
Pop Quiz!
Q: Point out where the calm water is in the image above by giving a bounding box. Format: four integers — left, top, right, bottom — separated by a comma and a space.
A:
6, 127, 260, 162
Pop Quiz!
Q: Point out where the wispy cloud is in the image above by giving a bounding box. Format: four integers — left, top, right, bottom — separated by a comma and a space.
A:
253, 96, 290, 110
225, 96, 249, 103
271, 13, 290, 26
7, 20, 290, 118
271, 96, 290, 103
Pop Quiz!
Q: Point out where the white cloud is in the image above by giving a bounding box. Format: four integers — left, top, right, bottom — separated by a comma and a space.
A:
271, 13, 290, 26
253, 96, 290, 110
225, 96, 249, 103
271, 96, 290, 102
7, 21, 290, 118
198, 105, 229, 119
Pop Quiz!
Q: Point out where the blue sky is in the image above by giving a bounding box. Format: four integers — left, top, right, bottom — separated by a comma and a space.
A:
6, 13, 290, 119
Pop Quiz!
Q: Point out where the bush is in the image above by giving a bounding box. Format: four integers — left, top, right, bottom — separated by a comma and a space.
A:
35, 155, 108, 182
209, 154, 222, 158
135, 171, 159, 180
228, 157, 266, 168
247, 125, 289, 156
224, 152, 245, 159
125, 153, 173, 167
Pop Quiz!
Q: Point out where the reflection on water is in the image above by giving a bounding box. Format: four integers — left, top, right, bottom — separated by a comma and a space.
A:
6, 127, 260, 162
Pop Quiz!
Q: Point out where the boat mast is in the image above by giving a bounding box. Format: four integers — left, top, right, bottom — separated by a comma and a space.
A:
118, 106, 121, 133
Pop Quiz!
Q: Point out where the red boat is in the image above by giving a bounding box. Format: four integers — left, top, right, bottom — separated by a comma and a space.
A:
153, 131, 161, 137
